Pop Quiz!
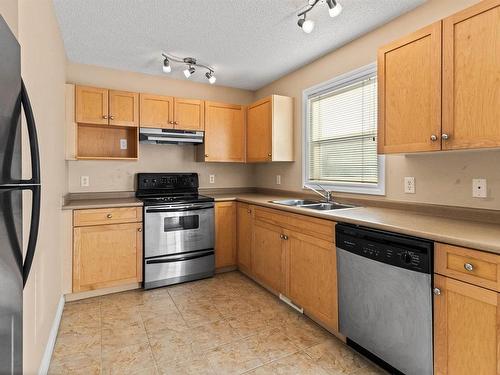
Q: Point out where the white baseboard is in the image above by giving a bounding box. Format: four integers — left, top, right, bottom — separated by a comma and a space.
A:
38, 295, 65, 375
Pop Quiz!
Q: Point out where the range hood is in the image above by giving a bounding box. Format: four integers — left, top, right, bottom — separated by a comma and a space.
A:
139, 128, 204, 144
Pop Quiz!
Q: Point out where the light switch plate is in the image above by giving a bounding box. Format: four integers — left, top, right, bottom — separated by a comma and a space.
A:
80, 176, 90, 187
276, 175, 281, 185
120, 139, 128, 150
209, 175, 215, 184
472, 178, 487, 198
404, 177, 415, 194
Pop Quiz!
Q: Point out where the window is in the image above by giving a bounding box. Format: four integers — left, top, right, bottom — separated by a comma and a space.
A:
303, 63, 385, 195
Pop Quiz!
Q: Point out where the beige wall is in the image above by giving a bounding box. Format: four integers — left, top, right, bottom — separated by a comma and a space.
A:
15, 0, 66, 373
66, 63, 256, 192
254, 0, 500, 210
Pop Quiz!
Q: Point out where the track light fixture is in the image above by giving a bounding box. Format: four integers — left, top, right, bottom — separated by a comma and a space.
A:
161, 53, 216, 84
183, 65, 195, 78
297, 0, 342, 33
297, 15, 315, 34
162, 57, 171, 73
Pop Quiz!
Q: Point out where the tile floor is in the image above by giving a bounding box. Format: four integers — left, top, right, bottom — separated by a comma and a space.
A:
49, 271, 387, 375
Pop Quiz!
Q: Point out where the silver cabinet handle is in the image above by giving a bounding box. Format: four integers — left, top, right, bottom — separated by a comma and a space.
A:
102, 115, 108, 119
441, 134, 449, 140
168, 121, 174, 124
430, 134, 438, 142
109, 115, 115, 120
106, 213, 113, 218
279, 234, 284, 239
268, 153, 272, 157
247, 209, 251, 214
204, 154, 209, 158
138, 228, 142, 232
283, 235, 288, 240
433, 288, 441, 296
464, 263, 474, 272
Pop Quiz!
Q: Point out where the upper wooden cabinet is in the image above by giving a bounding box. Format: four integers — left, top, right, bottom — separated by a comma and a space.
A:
247, 95, 293, 162
215, 202, 237, 269
442, 0, 500, 150
139, 93, 174, 128
378, 22, 442, 154
75, 85, 139, 127
378, 0, 500, 154
199, 101, 246, 162
75, 86, 109, 125
174, 98, 205, 131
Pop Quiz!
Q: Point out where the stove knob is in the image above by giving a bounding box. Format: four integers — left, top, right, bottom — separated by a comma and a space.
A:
401, 251, 413, 265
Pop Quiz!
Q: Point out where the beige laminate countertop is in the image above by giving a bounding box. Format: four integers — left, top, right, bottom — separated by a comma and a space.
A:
62, 192, 500, 255
209, 193, 500, 255
62, 197, 143, 210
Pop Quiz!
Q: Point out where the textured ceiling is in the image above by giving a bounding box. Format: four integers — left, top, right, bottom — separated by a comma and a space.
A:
53, 0, 425, 90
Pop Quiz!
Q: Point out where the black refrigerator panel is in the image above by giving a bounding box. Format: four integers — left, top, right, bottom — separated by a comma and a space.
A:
0, 188, 23, 374
0, 16, 22, 186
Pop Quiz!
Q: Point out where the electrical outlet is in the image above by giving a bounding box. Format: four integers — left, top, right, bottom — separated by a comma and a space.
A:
472, 178, 487, 198
120, 139, 128, 150
276, 175, 281, 185
80, 176, 90, 187
404, 177, 415, 194
209, 175, 215, 184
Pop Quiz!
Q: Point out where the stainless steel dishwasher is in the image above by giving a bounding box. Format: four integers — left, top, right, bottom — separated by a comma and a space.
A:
336, 224, 434, 375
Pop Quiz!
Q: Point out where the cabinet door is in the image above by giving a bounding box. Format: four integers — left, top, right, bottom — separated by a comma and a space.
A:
204, 101, 245, 162
378, 22, 442, 153
174, 98, 205, 131
442, 0, 500, 150
75, 85, 109, 125
434, 274, 500, 375
215, 202, 237, 269
140, 93, 174, 128
247, 97, 272, 162
109, 90, 139, 127
73, 222, 143, 292
285, 230, 338, 331
237, 203, 253, 273
252, 220, 283, 293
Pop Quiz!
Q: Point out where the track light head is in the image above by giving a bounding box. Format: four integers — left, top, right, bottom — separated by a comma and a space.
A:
162, 58, 171, 73
297, 17, 314, 33
183, 65, 195, 78
326, 0, 342, 17
205, 72, 216, 84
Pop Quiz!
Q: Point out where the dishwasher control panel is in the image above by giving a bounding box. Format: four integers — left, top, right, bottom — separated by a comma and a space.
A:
336, 224, 433, 274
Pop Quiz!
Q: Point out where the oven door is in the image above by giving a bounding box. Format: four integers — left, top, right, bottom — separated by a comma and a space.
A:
144, 203, 214, 258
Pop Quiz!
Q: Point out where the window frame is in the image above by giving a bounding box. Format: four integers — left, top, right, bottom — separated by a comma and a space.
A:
302, 62, 385, 196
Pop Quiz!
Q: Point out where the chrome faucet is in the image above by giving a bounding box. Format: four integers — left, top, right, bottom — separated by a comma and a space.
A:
306, 184, 333, 203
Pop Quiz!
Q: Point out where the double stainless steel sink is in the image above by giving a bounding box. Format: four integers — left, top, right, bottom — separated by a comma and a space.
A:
270, 199, 356, 211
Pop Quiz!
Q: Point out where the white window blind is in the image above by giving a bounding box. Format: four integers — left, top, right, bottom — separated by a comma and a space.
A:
304, 64, 383, 195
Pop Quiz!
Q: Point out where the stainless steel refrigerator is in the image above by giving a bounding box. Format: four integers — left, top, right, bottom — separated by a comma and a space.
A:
0, 16, 41, 375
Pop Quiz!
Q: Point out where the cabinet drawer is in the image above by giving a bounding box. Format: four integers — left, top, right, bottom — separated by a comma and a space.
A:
254, 206, 334, 241
435, 243, 500, 292
74, 207, 142, 227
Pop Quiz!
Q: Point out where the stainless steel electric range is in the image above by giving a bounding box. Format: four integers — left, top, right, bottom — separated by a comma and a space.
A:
136, 173, 215, 289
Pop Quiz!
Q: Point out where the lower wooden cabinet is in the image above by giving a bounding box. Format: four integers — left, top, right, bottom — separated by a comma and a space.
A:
252, 220, 284, 293
285, 229, 338, 331
236, 203, 253, 273
215, 202, 237, 269
73, 222, 143, 292
433, 274, 500, 375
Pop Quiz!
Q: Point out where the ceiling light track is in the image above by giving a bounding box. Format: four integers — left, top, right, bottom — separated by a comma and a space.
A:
161, 53, 216, 84
297, 0, 342, 33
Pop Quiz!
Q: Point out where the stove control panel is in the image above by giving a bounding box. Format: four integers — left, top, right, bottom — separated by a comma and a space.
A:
137, 173, 199, 190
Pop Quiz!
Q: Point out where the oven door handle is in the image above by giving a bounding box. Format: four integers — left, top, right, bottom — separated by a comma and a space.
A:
146, 250, 214, 264
145, 203, 214, 213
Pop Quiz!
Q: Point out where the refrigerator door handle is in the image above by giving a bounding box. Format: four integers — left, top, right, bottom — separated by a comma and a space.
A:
22, 184, 40, 287
20, 79, 41, 185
